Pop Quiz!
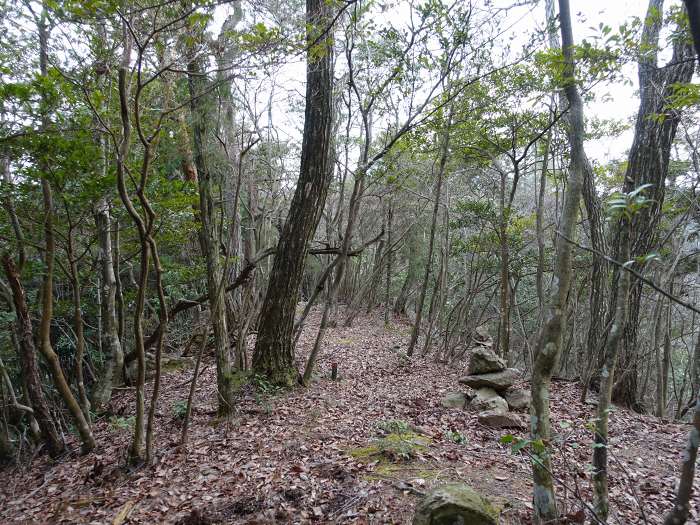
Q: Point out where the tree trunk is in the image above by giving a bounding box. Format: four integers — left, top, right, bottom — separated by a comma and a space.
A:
36, 8, 95, 454
2, 255, 65, 457
365, 236, 385, 313
535, 127, 550, 312
66, 225, 90, 421
186, 28, 235, 415
91, 199, 124, 409
114, 218, 125, 348
497, 169, 510, 362
653, 293, 667, 417
394, 228, 418, 316
253, 0, 335, 386
592, 223, 631, 520
384, 201, 393, 325
529, 0, 585, 520
663, 317, 700, 524
407, 107, 452, 356
302, 159, 365, 385
611, 0, 694, 409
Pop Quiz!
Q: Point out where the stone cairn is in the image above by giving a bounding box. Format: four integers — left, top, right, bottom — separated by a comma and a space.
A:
442, 343, 530, 429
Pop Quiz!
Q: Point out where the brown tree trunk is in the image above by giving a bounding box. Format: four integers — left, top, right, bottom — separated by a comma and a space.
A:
611, 0, 694, 409
66, 223, 90, 421
36, 7, 95, 453
2, 255, 65, 458
253, 0, 335, 386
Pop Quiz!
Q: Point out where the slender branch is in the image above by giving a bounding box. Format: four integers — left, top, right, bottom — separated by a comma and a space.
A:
557, 231, 700, 316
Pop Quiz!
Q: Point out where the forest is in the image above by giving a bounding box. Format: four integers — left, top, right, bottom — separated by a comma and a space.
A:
2, 0, 700, 523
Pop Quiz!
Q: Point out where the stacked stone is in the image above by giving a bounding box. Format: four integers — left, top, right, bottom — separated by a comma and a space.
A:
458, 347, 530, 428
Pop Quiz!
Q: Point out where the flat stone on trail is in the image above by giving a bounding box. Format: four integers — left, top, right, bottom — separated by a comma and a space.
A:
459, 368, 519, 392
504, 386, 531, 410
441, 391, 468, 409
413, 483, 498, 525
467, 346, 506, 375
469, 387, 507, 414
477, 410, 526, 429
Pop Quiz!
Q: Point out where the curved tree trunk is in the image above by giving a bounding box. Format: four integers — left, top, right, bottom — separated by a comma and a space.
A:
36, 8, 95, 454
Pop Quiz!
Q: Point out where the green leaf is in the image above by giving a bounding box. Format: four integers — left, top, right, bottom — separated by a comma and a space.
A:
499, 434, 515, 444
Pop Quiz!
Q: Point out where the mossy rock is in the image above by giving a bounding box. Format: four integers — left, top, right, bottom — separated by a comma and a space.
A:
413, 483, 499, 525
350, 432, 431, 463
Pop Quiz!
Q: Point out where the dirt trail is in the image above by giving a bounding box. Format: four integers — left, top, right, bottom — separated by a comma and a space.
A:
0, 308, 695, 523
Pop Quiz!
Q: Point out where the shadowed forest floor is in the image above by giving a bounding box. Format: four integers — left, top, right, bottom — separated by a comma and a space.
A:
1, 307, 697, 524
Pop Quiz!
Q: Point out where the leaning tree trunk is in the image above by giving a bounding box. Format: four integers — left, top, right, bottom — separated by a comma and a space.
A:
529, 0, 585, 521
2, 255, 65, 457
252, 0, 335, 386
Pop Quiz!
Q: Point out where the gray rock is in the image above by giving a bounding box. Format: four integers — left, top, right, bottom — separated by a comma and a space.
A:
504, 387, 531, 411
469, 388, 508, 414
474, 325, 491, 341
413, 483, 498, 525
477, 410, 526, 429
459, 368, 519, 392
467, 347, 506, 375
441, 392, 468, 409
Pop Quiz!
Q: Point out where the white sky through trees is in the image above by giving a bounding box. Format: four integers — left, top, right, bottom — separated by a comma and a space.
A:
211, 0, 688, 173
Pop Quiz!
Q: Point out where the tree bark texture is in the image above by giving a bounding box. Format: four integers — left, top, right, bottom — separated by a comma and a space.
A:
2, 255, 65, 458
611, 0, 694, 409
253, 0, 335, 386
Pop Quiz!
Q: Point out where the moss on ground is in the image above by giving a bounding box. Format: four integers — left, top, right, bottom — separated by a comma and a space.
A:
349, 432, 431, 463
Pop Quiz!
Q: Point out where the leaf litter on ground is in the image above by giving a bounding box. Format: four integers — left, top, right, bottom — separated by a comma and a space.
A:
1, 306, 697, 524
